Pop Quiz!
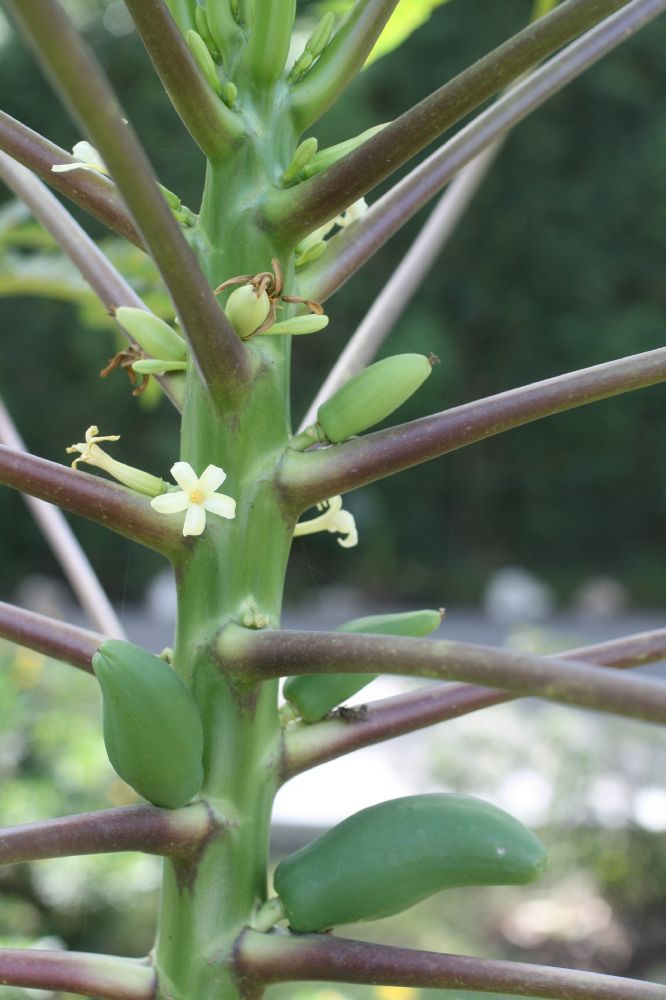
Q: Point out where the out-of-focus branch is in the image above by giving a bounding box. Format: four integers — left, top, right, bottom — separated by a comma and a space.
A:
0, 399, 124, 638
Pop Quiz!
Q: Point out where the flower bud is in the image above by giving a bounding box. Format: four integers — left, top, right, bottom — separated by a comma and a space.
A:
187, 29, 223, 95
132, 359, 188, 375
314, 353, 434, 444
224, 284, 271, 339
289, 12, 335, 81
194, 5, 220, 60
283, 137, 318, 185
114, 307, 187, 362
263, 314, 329, 336
300, 124, 388, 180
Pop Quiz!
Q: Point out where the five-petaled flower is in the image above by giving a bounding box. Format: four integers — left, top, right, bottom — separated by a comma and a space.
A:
293, 495, 358, 548
151, 462, 236, 537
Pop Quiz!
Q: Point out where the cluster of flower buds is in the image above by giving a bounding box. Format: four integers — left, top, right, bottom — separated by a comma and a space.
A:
295, 196, 370, 270
288, 12, 336, 82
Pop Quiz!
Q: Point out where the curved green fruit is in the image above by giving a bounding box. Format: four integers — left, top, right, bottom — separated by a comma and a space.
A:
93, 640, 204, 809
274, 793, 547, 931
283, 608, 442, 723
316, 353, 433, 443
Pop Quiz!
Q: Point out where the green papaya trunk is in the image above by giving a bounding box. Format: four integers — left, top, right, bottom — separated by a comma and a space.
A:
153, 155, 296, 999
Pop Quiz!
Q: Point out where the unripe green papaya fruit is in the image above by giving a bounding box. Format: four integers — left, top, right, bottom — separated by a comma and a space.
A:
224, 284, 271, 339
316, 353, 433, 443
283, 609, 443, 723
93, 640, 204, 809
273, 793, 547, 931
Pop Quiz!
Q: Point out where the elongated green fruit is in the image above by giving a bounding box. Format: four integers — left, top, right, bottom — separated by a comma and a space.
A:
114, 307, 187, 362
283, 608, 442, 722
245, 0, 296, 88
274, 794, 547, 931
93, 640, 204, 810
316, 353, 434, 444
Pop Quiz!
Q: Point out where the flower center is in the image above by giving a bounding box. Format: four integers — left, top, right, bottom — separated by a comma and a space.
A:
190, 489, 205, 505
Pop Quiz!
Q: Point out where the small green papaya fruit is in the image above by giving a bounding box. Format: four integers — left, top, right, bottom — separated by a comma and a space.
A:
273, 793, 547, 931
93, 639, 204, 809
316, 353, 433, 444
283, 608, 443, 722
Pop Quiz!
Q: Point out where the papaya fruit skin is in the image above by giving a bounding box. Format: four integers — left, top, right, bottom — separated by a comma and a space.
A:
93, 640, 204, 810
283, 609, 442, 722
316, 353, 432, 443
273, 793, 547, 931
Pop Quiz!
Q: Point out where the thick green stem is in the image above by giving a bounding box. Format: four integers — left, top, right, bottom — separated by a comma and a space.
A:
152, 114, 297, 999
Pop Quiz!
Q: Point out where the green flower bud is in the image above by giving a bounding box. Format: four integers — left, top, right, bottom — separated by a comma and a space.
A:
295, 241, 328, 270
224, 284, 271, 339
187, 29, 223, 96
300, 123, 388, 180
132, 359, 188, 374
314, 353, 434, 444
305, 11, 335, 57
263, 314, 329, 336
222, 81, 238, 107
194, 5, 220, 60
114, 307, 188, 362
282, 137, 318, 186
289, 12, 335, 81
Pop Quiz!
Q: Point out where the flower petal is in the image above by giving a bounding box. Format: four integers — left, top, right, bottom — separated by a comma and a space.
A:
197, 464, 227, 494
183, 503, 206, 536
151, 491, 190, 514
170, 461, 199, 494
204, 493, 236, 520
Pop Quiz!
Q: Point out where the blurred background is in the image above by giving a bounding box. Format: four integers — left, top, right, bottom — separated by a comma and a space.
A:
0, 0, 665, 997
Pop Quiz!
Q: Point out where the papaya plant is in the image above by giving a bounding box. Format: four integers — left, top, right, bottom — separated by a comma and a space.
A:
1, 0, 666, 998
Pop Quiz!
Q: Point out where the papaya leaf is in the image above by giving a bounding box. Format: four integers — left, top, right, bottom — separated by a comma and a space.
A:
318, 0, 452, 66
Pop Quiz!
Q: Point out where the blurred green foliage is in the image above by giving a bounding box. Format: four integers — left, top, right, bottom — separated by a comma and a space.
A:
1, 0, 665, 609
